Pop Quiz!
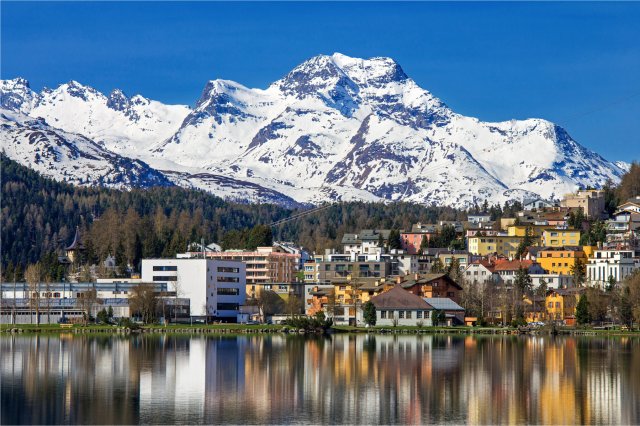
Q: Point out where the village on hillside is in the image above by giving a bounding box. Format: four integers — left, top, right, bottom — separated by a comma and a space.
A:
2, 189, 640, 328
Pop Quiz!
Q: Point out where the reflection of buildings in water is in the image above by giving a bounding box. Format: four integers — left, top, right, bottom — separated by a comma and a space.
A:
0, 335, 140, 424
139, 336, 206, 424
2, 334, 639, 425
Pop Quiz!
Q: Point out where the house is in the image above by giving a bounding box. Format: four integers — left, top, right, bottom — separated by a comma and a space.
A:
438, 250, 471, 271
523, 198, 555, 211
520, 295, 547, 323
341, 229, 390, 255
493, 259, 546, 286
561, 189, 606, 219
423, 297, 465, 325
370, 286, 434, 326
393, 273, 464, 302
545, 288, 584, 322
464, 260, 499, 285
536, 247, 587, 275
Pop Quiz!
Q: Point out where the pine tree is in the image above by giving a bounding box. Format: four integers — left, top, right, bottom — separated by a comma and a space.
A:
363, 301, 377, 326
576, 294, 591, 325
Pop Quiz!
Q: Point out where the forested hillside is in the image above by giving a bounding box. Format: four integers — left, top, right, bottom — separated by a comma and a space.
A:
7, 156, 637, 280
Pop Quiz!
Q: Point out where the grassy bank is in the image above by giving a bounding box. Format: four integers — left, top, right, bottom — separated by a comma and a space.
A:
3, 323, 639, 336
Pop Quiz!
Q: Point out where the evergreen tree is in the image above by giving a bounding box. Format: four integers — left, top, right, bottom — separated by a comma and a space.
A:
570, 259, 587, 287
576, 294, 591, 325
362, 301, 377, 326
388, 229, 402, 250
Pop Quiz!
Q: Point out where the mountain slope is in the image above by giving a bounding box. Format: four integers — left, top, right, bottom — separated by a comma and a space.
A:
0, 54, 626, 207
0, 109, 173, 189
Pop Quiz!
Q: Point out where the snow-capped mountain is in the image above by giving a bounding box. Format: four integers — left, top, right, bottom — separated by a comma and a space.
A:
0, 109, 172, 189
0, 53, 627, 207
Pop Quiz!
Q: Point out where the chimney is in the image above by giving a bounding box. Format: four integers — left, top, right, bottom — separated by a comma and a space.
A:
414, 273, 419, 280
396, 276, 401, 284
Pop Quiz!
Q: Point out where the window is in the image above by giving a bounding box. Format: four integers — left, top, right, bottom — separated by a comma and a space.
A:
339, 286, 346, 291
153, 276, 177, 281
417, 311, 423, 319
217, 266, 239, 273
218, 276, 239, 283
217, 303, 239, 311
153, 265, 177, 271
381, 310, 387, 319
555, 302, 560, 308
217, 288, 240, 295
406, 311, 412, 319
399, 311, 405, 319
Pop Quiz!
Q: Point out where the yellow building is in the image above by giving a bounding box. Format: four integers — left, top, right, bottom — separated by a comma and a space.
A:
541, 229, 581, 247
507, 225, 546, 237
545, 289, 583, 321
537, 248, 587, 275
582, 245, 597, 259
467, 235, 524, 257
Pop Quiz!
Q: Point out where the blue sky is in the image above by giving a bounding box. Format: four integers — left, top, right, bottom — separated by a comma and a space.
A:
2, 1, 639, 161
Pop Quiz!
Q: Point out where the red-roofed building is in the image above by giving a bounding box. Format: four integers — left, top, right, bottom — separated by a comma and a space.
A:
494, 259, 545, 285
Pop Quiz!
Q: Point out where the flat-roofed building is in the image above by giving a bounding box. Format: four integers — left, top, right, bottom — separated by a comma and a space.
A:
141, 258, 246, 321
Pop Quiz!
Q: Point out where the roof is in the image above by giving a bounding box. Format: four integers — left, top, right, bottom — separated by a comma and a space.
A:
370, 286, 433, 310
423, 298, 464, 311
387, 273, 463, 290
494, 259, 534, 272
65, 227, 85, 251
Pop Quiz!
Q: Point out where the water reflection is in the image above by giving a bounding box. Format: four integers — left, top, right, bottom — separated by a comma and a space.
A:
2, 333, 639, 424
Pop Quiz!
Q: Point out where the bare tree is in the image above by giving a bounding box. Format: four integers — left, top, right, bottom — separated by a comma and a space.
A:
76, 288, 99, 325
25, 263, 42, 326
129, 284, 157, 324
285, 294, 303, 317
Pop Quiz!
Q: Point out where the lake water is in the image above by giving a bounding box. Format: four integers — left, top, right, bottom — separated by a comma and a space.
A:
1, 333, 639, 424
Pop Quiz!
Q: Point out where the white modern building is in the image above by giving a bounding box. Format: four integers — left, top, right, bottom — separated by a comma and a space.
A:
141, 258, 246, 321
530, 273, 574, 290
586, 250, 638, 287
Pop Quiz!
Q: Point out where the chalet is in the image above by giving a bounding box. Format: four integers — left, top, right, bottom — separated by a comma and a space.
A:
391, 273, 463, 302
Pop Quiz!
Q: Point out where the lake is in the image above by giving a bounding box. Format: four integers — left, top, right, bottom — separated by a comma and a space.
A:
1, 333, 639, 424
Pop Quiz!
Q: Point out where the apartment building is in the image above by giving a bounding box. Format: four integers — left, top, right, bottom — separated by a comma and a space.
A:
586, 250, 638, 287
141, 258, 246, 321
188, 247, 299, 295
537, 247, 587, 275
467, 235, 524, 258
542, 229, 581, 247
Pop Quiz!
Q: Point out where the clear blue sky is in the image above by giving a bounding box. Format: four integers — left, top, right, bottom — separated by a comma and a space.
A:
2, 1, 639, 161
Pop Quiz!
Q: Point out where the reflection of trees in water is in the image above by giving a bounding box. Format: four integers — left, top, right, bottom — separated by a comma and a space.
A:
1, 334, 639, 425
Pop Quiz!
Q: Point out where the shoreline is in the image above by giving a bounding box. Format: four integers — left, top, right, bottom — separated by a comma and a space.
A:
2, 323, 639, 337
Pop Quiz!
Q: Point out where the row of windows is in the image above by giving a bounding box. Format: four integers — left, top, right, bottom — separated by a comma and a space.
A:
217, 267, 240, 273
153, 265, 177, 271
217, 276, 239, 283
153, 276, 177, 281
380, 310, 431, 319
216, 288, 240, 296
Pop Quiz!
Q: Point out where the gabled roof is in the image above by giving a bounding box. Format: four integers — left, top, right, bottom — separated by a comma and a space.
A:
423, 298, 464, 311
494, 259, 533, 272
371, 286, 433, 310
